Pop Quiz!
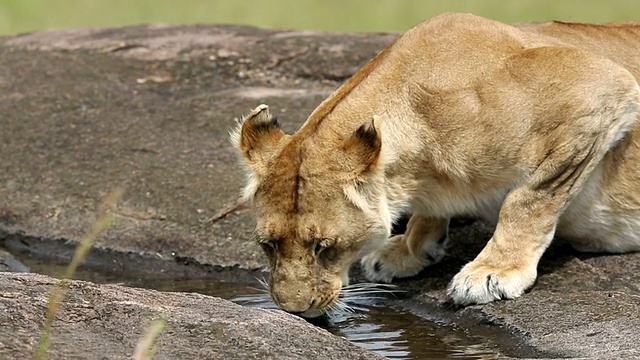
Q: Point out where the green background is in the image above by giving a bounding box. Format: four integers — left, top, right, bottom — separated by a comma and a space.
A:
1, 0, 639, 35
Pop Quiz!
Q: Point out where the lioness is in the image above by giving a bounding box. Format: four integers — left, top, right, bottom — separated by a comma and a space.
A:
231, 13, 640, 317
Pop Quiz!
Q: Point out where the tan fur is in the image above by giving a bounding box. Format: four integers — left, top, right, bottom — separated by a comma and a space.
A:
232, 13, 640, 315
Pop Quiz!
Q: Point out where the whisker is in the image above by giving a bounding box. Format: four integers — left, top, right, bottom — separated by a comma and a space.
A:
337, 282, 407, 308
327, 302, 340, 314
334, 298, 355, 313
342, 282, 399, 290
331, 299, 346, 312
247, 286, 269, 293
324, 298, 356, 319
324, 304, 337, 317
341, 295, 383, 301
255, 276, 269, 290
341, 284, 405, 298
341, 288, 404, 294
340, 292, 403, 300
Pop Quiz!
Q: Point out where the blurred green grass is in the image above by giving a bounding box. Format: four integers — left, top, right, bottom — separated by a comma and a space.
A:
0, 0, 639, 35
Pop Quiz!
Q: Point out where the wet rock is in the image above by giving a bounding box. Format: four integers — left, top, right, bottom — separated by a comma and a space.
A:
399, 221, 640, 359
0, 272, 382, 360
0, 248, 29, 272
477, 290, 640, 359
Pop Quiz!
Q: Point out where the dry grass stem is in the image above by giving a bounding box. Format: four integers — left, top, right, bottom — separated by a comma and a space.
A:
32, 189, 123, 360
132, 318, 166, 360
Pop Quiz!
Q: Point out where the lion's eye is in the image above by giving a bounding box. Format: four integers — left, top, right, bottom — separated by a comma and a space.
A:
313, 240, 322, 256
255, 236, 277, 254
261, 240, 275, 249
313, 238, 336, 256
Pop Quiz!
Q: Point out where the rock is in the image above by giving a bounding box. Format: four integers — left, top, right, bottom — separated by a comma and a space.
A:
392, 221, 640, 359
0, 24, 395, 270
0, 248, 29, 272
0, 272, 383, 360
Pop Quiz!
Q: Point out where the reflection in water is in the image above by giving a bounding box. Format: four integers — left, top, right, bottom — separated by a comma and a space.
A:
10, 254, 498, 359
231, 289, 497, 359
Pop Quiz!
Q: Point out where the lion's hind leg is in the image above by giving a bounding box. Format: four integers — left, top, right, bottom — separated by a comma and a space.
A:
361, 215, 449, 282
558, 139, 640, 255
562, 193, 640, 254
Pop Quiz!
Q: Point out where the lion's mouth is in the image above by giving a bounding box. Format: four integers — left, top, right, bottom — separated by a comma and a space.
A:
298, 307, 326, 318
290, 291, 345, 319
295, 293, 338, 318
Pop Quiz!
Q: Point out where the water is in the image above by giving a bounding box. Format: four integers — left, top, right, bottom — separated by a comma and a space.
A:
233, 291, 498, 359
8, 251, 500, 359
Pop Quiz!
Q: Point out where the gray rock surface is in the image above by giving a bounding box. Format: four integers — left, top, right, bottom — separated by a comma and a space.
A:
0, 272, 382, 360
0, 24, 395, 270
391, 221, 640, 359
0, 249, 29, 272
1, 23, 640, 359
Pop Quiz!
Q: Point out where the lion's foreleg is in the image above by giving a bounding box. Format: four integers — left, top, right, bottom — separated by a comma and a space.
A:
448, 106, 639, 305
361, 215, 449, 282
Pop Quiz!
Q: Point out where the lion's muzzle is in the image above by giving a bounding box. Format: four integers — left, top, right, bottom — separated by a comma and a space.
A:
271, 283, 315, 312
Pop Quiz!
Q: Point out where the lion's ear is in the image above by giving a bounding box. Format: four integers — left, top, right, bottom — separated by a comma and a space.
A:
343, 117, 382, 175
231, 104, 285, 164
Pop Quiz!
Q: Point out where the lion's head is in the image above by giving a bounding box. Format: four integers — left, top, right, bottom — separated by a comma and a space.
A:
231, 104, 393, 317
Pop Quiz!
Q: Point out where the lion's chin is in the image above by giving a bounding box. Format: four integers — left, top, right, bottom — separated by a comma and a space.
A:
298, 307, 325, 319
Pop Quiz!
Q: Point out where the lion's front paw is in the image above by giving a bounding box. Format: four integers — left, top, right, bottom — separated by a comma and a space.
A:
361, 234, 446, 283
447, 260, 536, 305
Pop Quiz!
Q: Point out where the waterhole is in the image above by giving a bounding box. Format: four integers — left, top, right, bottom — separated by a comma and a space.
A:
3, 241, 523, 359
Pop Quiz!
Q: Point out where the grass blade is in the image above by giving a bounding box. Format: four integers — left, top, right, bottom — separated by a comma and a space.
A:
32, 189, 123, 360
